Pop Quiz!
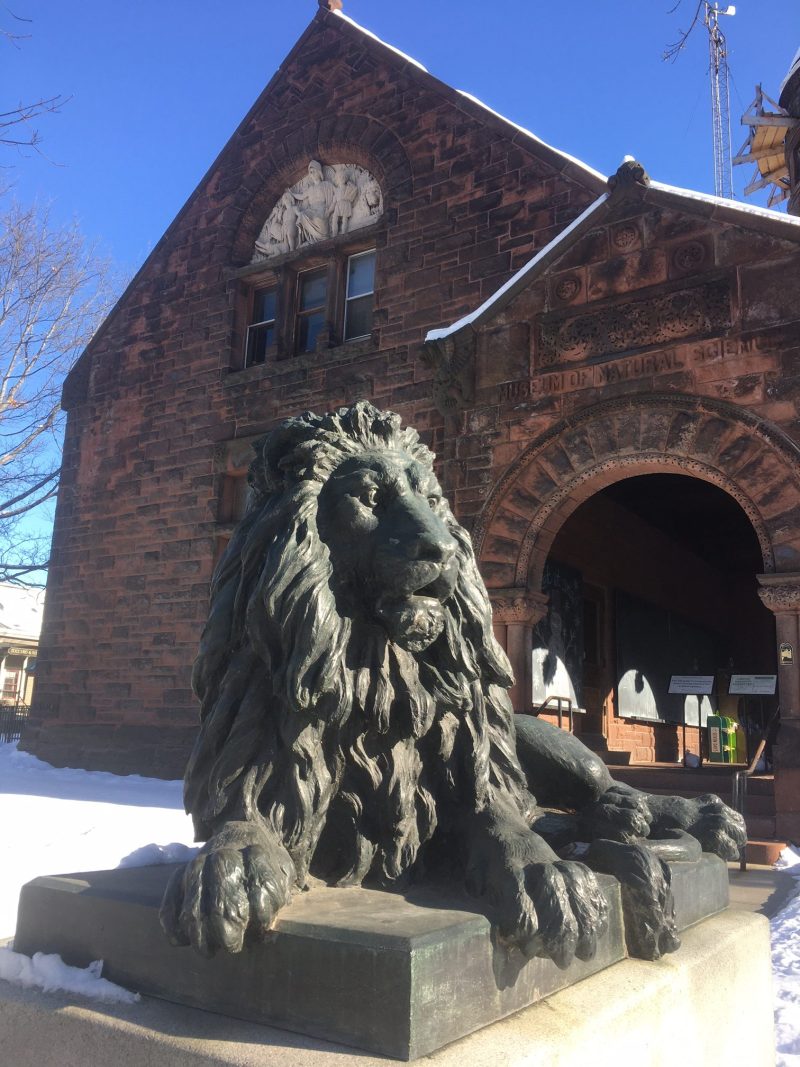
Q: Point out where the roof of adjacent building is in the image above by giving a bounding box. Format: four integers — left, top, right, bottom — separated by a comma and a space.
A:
426, 159, 800, 343
0, 584, 45, 645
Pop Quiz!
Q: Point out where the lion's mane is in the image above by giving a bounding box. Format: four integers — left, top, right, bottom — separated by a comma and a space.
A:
184, 402, 532, 888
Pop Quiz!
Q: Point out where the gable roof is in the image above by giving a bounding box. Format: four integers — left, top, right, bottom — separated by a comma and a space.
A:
426, 160, 800, 343
65, 6, 609, 397
332, 10, 606, 189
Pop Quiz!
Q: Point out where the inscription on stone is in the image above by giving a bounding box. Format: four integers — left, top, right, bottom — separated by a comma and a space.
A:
499, 348, 685, 400
538, 280, 731, 366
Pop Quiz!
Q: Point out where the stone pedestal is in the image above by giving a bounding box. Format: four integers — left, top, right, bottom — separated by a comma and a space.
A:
0, 910, 775, 1066
14, 856, 729, 1060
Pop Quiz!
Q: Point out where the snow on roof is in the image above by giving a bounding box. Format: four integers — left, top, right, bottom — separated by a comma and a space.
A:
426, 165, 800, 343
425, 194, 609, 342
332, 11, 604, 186
456, 91, 606, 183
648, 177, 800, 227
780, 47, 800, 95
0, 584, 45, 644
333, 10, 428, 71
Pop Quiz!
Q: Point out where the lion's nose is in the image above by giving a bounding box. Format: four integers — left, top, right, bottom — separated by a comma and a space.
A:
408, 530, 457, 563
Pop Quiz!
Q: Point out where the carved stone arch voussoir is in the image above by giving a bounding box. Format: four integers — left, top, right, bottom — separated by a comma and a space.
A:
473, 393, 800, 592
228, 117, 413, 265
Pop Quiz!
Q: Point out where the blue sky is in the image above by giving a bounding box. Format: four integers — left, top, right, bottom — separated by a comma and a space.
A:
5, 1, 798, 277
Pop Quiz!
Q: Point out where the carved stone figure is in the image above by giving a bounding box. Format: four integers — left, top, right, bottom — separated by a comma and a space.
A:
253, 162, 384, 261
160, 402, 746, 966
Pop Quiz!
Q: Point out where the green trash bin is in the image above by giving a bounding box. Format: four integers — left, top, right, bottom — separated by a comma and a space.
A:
707, 714, 736, 764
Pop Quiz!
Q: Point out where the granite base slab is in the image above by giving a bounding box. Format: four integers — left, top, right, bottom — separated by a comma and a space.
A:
13, 855, 727, 1060
0, 911, 775, 1067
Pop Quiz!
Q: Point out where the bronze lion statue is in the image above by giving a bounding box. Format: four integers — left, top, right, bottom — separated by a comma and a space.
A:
161, 402, 746, 965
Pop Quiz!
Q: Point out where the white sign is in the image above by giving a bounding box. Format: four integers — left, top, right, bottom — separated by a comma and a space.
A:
728, 674, 777, 696
669, 675, 715, 695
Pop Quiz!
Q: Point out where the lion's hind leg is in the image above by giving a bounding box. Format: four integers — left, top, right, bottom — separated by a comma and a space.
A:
159, 819, 295, 956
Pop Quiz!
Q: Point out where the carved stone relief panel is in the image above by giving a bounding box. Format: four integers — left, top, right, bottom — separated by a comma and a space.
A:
253, 161, 383, 262
537, 279, 732, 367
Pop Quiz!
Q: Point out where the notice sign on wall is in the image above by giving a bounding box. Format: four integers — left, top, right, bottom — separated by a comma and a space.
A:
728, 675, 777, 696
668, 675, 715, 695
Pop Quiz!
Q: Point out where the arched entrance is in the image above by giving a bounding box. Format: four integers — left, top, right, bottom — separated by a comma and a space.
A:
477, 395, 800, 835
537, 472, 774, 763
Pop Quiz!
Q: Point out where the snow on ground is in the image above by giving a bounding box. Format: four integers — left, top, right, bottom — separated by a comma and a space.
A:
0, 948, 139, 1004
0, 741, 197, 941
2, 737, 800, 1054
773, 846, 800, 1065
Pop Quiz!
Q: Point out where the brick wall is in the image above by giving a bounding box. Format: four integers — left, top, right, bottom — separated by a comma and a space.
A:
24, 9, 601, 775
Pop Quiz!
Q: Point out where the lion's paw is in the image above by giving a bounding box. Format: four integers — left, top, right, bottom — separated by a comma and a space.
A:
468, 840, 608, 968
686, 793, 747, 861
159, 821, 296, 956
587, 839, 680, 960
580, 784, 653, 843
517, 859, 610, 968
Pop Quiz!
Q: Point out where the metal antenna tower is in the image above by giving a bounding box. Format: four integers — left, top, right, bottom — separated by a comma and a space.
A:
705, 3, 736, 198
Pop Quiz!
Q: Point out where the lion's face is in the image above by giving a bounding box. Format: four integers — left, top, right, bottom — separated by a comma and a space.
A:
316, 450, 459, 653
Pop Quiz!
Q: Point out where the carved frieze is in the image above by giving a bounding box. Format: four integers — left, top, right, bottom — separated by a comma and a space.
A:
490, 588, 549, 626
253, 161, 383, 262
537, 279, 732, 367
757, 573, 800, 613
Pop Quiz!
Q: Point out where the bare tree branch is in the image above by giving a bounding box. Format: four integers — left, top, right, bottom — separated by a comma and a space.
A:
0, 191, 121, 582
2, 11, 66, 154
663, 0, 705, 63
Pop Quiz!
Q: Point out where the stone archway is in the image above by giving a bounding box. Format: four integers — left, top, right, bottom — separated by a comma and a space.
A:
475, 393, 800, 590
476, 394, 800, 830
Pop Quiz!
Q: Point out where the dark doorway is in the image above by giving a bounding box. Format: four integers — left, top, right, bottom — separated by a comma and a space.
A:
540, 473, 775, 762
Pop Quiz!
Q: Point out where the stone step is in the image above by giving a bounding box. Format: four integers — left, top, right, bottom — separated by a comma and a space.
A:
744, 839, 786, 866
609, 765, 775, 798
743, 815, 777, 840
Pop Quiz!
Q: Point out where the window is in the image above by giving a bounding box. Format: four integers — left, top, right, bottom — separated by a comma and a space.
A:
344, 250, 375, 341
245, 287, 278, 367
237, 247, 376, 368
296, 268, 329, 354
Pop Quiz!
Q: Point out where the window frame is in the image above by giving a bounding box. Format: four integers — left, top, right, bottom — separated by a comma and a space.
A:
343, 249, 376, 343
244, 285, 279, 367
294, 264, 331, 357
233, 241, 377, 370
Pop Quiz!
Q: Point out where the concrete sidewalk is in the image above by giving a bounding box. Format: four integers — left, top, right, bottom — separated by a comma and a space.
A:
728, 861, 797, 919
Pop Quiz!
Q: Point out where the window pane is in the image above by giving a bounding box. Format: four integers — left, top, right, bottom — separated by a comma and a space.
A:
347, 251, 375, 299
299, 270, 327, 311
253, 288, 277, 325
298, 310, 326, 353
246, 322, 275, 366
345, 294, 373, 340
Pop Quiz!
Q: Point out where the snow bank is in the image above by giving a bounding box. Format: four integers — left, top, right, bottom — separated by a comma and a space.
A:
0, 947, 139, 1004
0, 742, 197, 939
773, 846, 800, 1064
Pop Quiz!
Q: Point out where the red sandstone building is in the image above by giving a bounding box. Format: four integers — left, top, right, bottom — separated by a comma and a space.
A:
23, 5, 800, 840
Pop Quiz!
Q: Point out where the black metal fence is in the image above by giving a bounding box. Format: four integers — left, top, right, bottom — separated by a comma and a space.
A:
0, 705, 28, 744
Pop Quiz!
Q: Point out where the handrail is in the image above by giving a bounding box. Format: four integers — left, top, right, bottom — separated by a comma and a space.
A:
531, 694, 577, 732
732, 705, 780, 872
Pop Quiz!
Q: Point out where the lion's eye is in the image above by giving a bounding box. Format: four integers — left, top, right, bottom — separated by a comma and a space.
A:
360, 487, 379, 508
427, 495, 441, 508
